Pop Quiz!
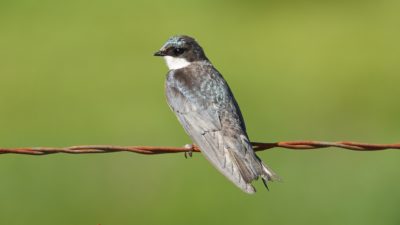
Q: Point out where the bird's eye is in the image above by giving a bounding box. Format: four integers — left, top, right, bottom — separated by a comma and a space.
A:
173, 48, 185, 55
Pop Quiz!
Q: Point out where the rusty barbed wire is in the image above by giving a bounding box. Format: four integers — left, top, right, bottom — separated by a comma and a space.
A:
0, 141, 399, 155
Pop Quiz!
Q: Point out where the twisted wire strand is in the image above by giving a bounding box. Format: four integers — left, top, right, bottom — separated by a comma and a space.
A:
0, 141, 399, 155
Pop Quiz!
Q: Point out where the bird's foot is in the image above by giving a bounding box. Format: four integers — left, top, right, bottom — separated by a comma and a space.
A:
183, 144, 195, 158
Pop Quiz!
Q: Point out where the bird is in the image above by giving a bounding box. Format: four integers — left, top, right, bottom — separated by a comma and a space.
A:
154, 35, 280, 194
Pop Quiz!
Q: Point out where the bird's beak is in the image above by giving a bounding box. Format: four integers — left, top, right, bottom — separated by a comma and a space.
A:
154, 50, 167, 57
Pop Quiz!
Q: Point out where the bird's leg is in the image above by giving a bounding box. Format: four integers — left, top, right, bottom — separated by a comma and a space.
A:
183, 144, 195, 158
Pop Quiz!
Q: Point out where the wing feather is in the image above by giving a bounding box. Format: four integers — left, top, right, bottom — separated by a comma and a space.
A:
165, 63, 275, 193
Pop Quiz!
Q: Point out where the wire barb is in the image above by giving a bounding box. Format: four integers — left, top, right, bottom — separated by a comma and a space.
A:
0, 141, 399, 155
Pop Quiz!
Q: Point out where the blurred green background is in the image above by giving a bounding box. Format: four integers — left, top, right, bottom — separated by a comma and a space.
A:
0, 0, 399, 224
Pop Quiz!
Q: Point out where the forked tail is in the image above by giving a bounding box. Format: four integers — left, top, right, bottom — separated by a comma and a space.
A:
260, 162, 281, 190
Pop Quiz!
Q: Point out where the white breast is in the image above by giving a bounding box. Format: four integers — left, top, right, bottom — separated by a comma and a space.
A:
164, 56, 191, 70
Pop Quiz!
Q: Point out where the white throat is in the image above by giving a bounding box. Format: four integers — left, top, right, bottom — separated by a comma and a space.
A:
164, 56, 191, 70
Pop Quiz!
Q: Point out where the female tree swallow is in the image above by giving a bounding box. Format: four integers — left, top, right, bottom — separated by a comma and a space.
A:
154, 35, 279, 193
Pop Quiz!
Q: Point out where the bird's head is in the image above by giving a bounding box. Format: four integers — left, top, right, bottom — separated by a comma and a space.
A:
154, 35, 207, 70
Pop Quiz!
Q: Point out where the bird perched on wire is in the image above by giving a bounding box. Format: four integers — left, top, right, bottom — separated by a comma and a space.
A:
154, 35, 280, 193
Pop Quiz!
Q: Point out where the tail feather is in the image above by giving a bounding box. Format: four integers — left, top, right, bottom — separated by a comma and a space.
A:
261, 162, 281, 182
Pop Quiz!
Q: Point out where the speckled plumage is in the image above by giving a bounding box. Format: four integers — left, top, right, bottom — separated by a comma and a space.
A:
155, 35, 279, 193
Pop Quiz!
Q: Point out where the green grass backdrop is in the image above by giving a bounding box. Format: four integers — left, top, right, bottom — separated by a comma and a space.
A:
0, 0, 399, 224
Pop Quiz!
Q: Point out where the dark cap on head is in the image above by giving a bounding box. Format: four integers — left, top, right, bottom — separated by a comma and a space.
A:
154, 35, 208, 62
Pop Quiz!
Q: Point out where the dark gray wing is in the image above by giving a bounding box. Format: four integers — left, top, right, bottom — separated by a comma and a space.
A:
165, 63, 276, 193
